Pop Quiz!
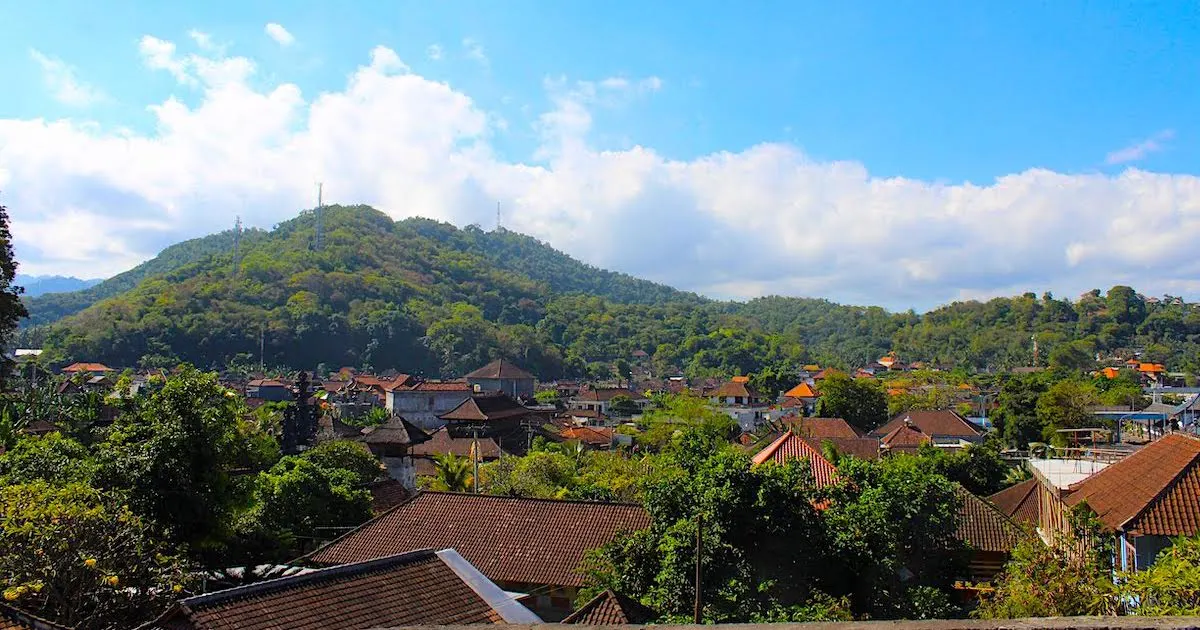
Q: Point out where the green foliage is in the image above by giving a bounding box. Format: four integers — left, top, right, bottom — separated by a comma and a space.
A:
0, 201, 28, 389
93, 366, 260, 558
638, 392, 738, 451
1117, 535, 1200, 616
993, 373, 1049, 448
533, 389, 563, 407
815, 372, 888, 432
0, 482, 192, 630
0, 433, 96, 486
427, 452, 474, 492
976, 531, 1115, 618
920, 442, 1010, 496
1036, 379, 1101, 441
252, 456, 372, 544
299, 440, 382, 485
344, 406, 390, 427
608, 394, 641, 417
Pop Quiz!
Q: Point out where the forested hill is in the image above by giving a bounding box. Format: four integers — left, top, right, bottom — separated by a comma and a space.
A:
19, 204, 1200, 378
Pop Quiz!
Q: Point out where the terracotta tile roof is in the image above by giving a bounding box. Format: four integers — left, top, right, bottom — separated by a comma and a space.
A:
306, 492, 650, 588
880, 424, 932, 451
801, 436, 880, 461
0, 604, 69, 630
61, 362, 111, 373
573, 388, 640, 402
871, 410, 982, 439
988, 478, 1040, 526
562, 590, 656, 625
464, 359, 534, 380
1064, 433, 1200, 535
782, 382, 819, 399
410, 427, 504, 460
560, 426, 614, 447
751, 431, 840, 487
439, 393, 530, 423
1100, 367, 1120, 380
956, 487, 1023, 553
142, 549, 539, 629
368, 479, 412, 515
782, 416, 863, 439
409, 380, 471, 392
712, 380, 758, 399
247, 378, 287, 387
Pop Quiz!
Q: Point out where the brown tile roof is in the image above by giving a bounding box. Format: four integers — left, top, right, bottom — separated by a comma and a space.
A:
247, 378, 287, 387
751, 431, 840, 487
560, 426, 615, 447
142, 549, 539, 629
1064, 433, 1200, 535
988, 478, 1040, 526
782, 382, 819, 399
439, 393, 530, 423
782, 416, 863, 439
712, 380, 758, 399
801, 436, 880, 461
562, 590, 656, 625
464, 359, 534, 380
410, 427, 504, 460
360, 417, 431, 447
61, 362, 111, 373
306, 492, 651, 588
408, 380, 471, 392
956, 487, 1023, 553
872, 410, 982, 438
0, 604, 70, 630
368, 479, 412, 515
880, 424, 932, 451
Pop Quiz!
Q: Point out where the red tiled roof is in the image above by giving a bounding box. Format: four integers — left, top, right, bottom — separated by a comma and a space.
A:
573, 388, 639, 402
410, 427, 504, 460
751, 431, 840, 487
956, 487, 1023, 553
782, 382, 819, 399
61, 362, 111, 373
782, 417, 863, 439
439, 394, 530, 423
368, 479, 412, 515
560, 426, 614, 446
988, 478, 1040, 526
142, 550, 535, 629
409, 381, 471, 392
872, 410, 982, 439
880, 424, 932, 451
562, 590, 656, 625
306, 492, 650, 588
1064, 433, 1200, 536
247, 378, 287, 387
0, 603, 69, 630
464, 359, 535, 380
801, 436, 880, 461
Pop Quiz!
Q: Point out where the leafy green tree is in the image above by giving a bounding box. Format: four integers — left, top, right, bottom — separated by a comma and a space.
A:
0, 200, 28, 389
1048, 340, 1095, 373
608, 394, 641, 418
300, 440, 382, 485
976, 531, 1114, 618
638, 393, 737, 451
1106, 285, 1146, 326
823, 455, 966, 619
815, 372, 888, 432
534, 389, 563, 407
919, 442, 1010, 496
1036, 379, 1101, 442
0, 482, 192, 630
252, 456, 372, 546
93, 367, 253, 558
0, 433, 96, 485
994, 374, 1049, 448
428, 452, 474, 492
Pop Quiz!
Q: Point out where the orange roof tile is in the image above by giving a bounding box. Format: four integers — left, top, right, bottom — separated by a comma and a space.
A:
1100, 367, 1120, 379
751, 431, 840, 487
956, 487, 1023, 554
562, 590, 656, 625
781, 416, 863, 439
1064, 433, 1200, 536
989, 478, 1040, 526
782, 382, 819, 399
871, 410, 982, 439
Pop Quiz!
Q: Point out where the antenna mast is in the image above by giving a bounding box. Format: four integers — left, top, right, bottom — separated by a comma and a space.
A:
232, 215, 242, 276
496, 201, 501, 231
315, 182, 324, 251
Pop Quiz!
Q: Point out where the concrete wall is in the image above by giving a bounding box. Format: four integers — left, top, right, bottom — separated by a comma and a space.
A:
386, 390, 471, 430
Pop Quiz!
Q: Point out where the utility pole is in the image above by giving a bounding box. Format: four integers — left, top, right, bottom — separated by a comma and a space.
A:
472, 426, 481, 493
693, 513, 703, 624
495, 201, 501, 231
1031, 335, 1039, 367
315, 182, 324, 251
259, 325, 265, 373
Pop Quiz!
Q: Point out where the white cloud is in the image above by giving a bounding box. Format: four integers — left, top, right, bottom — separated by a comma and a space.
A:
462, 38, 488, 66
29, 49, 105, 107
1106, 129, 1174, 165
426, 44, 443, 61
187, 29, 218, 52
6, 37, 1200, 309
265, 23, 295, 47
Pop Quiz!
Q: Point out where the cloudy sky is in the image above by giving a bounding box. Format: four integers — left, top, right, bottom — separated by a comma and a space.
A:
2, 1, 1199, 311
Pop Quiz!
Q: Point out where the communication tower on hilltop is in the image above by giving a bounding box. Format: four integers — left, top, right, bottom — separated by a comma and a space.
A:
232, 216, 242, 276
315, 182, 324, 251
496, 201, 502, 231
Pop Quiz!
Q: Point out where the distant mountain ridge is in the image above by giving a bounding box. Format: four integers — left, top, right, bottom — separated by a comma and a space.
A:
19, 205, 1200, 377
16, 275, 103, 297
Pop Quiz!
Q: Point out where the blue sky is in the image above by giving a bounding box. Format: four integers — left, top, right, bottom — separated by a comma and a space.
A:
2, 1, 1199, 309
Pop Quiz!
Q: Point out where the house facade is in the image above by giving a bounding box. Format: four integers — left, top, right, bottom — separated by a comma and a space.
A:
385, 381, 472, 430
465, 359, 536, 399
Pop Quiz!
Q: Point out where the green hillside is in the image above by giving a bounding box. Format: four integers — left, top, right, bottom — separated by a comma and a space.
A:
21, 205, 1200, 379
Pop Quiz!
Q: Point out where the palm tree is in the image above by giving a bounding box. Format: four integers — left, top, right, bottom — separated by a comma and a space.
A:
431, 453, 473, 492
